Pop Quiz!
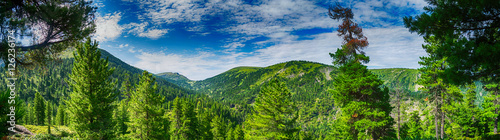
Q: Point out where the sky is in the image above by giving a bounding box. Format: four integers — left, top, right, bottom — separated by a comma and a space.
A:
92, 0, 429, 80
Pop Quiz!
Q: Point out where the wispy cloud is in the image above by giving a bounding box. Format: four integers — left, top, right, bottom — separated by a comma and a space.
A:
133, 26, 425, 80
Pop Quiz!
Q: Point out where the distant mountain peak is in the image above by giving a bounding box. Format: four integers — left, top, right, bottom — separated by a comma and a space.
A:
157, 72, 191, 81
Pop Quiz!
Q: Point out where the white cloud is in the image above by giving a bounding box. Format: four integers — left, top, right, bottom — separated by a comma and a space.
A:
95, 12, 123, 42
137, 29, 169, 39
124, 22, 169, 39
128, 46, 136, 53
133, 26, 426, 80
118, 44, 129, 48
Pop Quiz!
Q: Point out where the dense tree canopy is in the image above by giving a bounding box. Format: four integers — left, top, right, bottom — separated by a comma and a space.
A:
245, 78, 300, 140
0, 0, 96, 66
404, 0, 500, 84
66, 38, 118, 139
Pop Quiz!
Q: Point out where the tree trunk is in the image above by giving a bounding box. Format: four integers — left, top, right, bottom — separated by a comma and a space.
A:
441, 110, 444, 139
435, 94, 439, 139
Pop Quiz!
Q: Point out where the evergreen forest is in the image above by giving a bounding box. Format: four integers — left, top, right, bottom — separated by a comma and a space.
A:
1, 0, 500, 140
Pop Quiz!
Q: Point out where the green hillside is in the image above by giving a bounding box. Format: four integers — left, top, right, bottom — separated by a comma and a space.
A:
160, 61, 423, 103
0, 49, 194, 105
157, 61, 428, 137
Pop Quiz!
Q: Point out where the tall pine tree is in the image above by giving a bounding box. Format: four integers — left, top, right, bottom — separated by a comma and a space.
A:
34, 92, 45, 126
66, 38, 118, 139
328, 3, 395, 140
245, 78, 300, 140
55, 102, 65, 126
128, 71, 167, 139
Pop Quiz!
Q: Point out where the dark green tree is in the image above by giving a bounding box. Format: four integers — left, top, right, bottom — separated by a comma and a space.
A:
0, 0, 96, 66
483, 81, 500, 134
404, 0, 500, 85
180, 98, 199, 139
55, 102, 65, 126
234, 124, 244, 140
34, 92, 45, 125
114, 99, 129, 136
66, 38, 118, 139
128, 71, 166, 139
245, 78, 300, 139
211, 115, 226, 140
170, 97, 183, 140
328, 3, 395, 140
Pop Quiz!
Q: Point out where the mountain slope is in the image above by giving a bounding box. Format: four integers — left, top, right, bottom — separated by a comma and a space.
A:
0, 48, 194, 104
160, 61, 422, 103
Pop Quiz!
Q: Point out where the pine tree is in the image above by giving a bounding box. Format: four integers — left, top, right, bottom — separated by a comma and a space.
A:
234, 124, 244, 140
128, 71, 166, 139
418, 36, 463, 139
328, 3, 395, 139
483, 80, 500, 134
34, 92, 45, 125
66, 38, 118, 139
55, 102, 65, 126
114, 100, 129, 136
405, 111, 422, 139
245, 78, 300, 140
211, 115, 226, 140
180, 98, 199, 139
226, 126, 234, 140
170, 97, 183, 140
115, 74, 131, 137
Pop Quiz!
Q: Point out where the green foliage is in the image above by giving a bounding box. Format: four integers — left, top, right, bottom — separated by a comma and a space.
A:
211, 115, 226, 140
114, 100, 129, 137
245, 78, 300, 140
0, 90, 26, 136
404, 0, 500, 84
65, 39, 118, 139
35, 92, 46, 126
128, 71, 167, 139
46, 101, 52, 134
55, 102, 65, 126
0, 0, 96, 66
330, 61, 395, 139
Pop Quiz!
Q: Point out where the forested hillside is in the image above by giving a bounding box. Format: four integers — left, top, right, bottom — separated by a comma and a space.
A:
2, 0, 499, 139
0, 49, 193, 104
159, 61, 423, 103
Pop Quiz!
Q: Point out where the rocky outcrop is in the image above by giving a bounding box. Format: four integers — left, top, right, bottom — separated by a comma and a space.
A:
8, 125, 34, 135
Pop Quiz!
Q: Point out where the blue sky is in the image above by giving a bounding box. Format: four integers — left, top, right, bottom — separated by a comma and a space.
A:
92, 0, 429, 80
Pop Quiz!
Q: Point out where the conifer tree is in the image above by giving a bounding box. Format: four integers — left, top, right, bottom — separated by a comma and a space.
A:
245, 78, 300, 139
234, 124, 244, 140
226, 126, 234, 140
418, 36, 464, 139
483, 81, 500, 134
55, 102, 65, 126
27, 103, 34, 125
170, 97, 183, 140
211, 115, 226, 140
180, 98, 200, 139
66, 38, 118, 139
114, 99, 129, 136
128, 71, 166, 139
198, 108, 213, 140
328, 3, 395, 139
34, 92, 45, 125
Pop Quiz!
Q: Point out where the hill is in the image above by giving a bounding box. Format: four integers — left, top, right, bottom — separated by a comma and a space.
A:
0, 48, 194, 105
160, 61, 422, 103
